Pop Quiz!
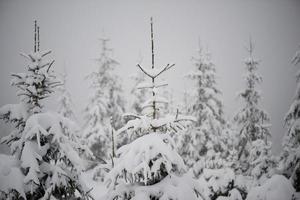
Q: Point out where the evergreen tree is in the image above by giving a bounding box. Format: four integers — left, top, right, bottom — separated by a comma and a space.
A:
0, 21, 58, 154
0, 21, 92, 200
178, 44, 227, 168
104, 18, 201, 200
83, 37, 126, 161
57, 69, 77, 120
233, 39, 273, 175
130, 71, 147, 115
280, 46, 300, 191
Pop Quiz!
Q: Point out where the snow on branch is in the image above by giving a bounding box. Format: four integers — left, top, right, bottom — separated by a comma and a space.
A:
136, 80, 168, 89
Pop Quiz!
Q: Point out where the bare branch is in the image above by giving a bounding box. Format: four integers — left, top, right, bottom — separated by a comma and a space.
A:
154, 63, 175, 78
137, 64, 152, 78
47, 60, 55, 72
41, 50, 52, 58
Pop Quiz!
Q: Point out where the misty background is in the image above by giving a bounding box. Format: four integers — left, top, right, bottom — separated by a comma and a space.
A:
0, 0, 300, 155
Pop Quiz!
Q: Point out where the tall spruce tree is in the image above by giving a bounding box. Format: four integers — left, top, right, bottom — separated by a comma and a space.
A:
178, 44, 227, 168
83, 37, 125, 161
233, 39, 274, 176
0, 21, 92, 200
280, 46, 300, 191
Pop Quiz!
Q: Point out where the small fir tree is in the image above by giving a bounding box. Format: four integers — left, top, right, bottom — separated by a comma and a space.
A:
104, 18, 201, 200
0, 21, 92, 200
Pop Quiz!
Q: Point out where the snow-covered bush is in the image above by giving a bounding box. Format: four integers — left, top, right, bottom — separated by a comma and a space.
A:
195, 168, 246, 200
0, 154, 25, 199
105, 173, 205, 200
107, 133, 186, 187
248, 139, 277, 183
17, 112, 92, 199
246, 175, 295, 200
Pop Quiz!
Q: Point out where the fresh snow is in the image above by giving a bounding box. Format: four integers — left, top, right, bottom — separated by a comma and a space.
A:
246, 175, 295, 200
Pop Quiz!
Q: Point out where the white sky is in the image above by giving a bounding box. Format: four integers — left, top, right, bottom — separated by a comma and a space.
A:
0, 0, 300, 154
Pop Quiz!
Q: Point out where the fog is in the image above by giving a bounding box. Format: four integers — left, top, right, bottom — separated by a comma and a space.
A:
0, 0, 300, 154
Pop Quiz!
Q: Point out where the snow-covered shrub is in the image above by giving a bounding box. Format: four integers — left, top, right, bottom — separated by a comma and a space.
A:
216, 189, 243, 200
105, 173, 205, 200
107, 133, 186, 187
248, 139, 277, 183
16, 112, 92, 199
193, 168, 248, 200
246, 175, 295, 200
0, 154, 25, 199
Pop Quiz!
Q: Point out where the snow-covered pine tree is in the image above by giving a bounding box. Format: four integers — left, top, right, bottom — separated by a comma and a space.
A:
104, 18, 202, 200
83, 37, 126, 162
178, 44, 227, 169
233, 39, 275, 177
0, 20, 58, 154
57, 68, 77, 120
0, 21, 92, 200
280, 45, 300, 191
130, 71, 147, 115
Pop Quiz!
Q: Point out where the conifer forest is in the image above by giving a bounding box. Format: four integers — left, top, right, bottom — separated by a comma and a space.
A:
0, 1, 300, 200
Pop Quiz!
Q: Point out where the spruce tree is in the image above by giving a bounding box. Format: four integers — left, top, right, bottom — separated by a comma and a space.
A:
57, 69, 76, 120
83, 37, 126, 161
233, 39, 274, 176
130, 71, 147, 115
0, 21, 92, 200
178, 44, 227, 169
104, 18, 201, 200
280, 46, 300, 191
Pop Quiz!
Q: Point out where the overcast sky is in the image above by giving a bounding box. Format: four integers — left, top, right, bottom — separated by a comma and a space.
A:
0, 0, 300, 154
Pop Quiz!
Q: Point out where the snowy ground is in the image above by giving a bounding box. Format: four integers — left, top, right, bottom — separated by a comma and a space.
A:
80, 170, 107, 200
